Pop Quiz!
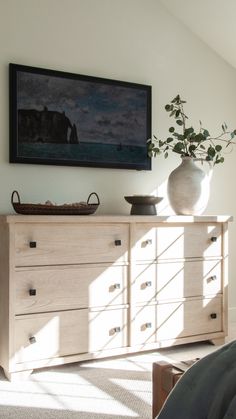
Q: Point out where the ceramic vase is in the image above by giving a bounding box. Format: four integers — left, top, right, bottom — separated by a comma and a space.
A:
167, 156, 212, 215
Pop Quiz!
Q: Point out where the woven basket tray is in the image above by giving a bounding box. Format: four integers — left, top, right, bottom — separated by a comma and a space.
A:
11, 191, 100, 215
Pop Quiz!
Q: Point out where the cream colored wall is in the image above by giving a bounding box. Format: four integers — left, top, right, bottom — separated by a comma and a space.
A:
0, 0, 236, 318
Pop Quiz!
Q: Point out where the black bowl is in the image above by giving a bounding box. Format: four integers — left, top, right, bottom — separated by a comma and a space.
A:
124, 195, 163, 215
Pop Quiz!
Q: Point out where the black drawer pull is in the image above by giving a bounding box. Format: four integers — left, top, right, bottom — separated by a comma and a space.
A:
29, 336, 36, 344
210, 236, 217, 242
210, 275, 217, 281
145, 322, 152, 328
145, 281, 152, 287
114, 283, 121, 289
146, 239, 152, 245
29, 241, 37, 248
29, 289, 36, 296
210, 313, 217, 319
113, 327, 121, 333
114, 240, 122, 246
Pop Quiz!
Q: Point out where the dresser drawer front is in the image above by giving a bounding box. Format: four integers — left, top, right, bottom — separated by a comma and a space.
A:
132, 224, 222, 261
133, 259, 222, 303
14, 223, 129, 266
156, 297, 222, 340
132, 297, 222, 345
89, 308, 128, 352
14, 310, 89, 363
15, 264, 128, 314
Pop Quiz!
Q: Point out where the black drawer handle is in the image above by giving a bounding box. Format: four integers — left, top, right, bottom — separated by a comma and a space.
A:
114, 240, 122, 246
210, 236, 217, 242
145, 322, 152, 328
29, 289, 36, 296
145, 281, 152, 287
114, 283, 121, 289
210, 275, 217, 281
210, 313, 217, 319
145, 239, 152, 245
29, 336, 36, 344
29, 241, 37, 248
113, 327, 121, 333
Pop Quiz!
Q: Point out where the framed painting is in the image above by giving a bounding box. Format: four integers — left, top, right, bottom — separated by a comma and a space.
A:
9, 63, 152, 170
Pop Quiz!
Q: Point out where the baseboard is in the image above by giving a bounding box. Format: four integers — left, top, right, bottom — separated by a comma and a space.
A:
229, 307, 236, 322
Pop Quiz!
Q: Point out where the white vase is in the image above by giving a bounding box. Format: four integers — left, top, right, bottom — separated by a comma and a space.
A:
167, 157, 212, 215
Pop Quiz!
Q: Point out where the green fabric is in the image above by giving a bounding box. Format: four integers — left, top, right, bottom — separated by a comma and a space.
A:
156, 340, 236, 419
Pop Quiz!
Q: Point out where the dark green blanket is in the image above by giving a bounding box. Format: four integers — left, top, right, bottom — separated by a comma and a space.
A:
156, 340, 236, 419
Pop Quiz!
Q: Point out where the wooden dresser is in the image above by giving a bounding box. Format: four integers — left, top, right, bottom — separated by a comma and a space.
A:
0, 214, 231, 380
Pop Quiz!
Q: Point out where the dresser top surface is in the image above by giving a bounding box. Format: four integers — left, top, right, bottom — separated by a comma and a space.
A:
0, 214, 233, 224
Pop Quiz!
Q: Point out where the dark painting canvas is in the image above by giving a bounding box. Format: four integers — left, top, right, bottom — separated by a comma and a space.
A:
9, 64, 151, 170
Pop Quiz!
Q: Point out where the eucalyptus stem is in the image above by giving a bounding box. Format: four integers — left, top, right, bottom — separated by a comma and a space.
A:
148, 95, 236, 165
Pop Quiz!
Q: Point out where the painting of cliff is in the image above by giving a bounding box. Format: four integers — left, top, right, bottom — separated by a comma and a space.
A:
18, 107, 78, 144
9, 64, 151, 170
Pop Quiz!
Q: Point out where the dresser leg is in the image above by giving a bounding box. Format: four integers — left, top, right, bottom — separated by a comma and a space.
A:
3, 369, 33, 381
210, 337, 225, 346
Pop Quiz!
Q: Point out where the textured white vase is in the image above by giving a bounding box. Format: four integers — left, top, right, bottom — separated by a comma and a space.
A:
167, 157, 212, 215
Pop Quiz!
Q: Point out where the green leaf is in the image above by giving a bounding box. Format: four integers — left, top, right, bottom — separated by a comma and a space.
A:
216, 156, 224, 164
169, 127, 175, 133
203, 129, 210, 138
171, 94, 180, 103
165, 104, 171, 111
166, 137, 173, 143
200, 144, 205, 150
215, 145, 222, 152
173, 142, 184, 153
193, 133, 205, 143
207, 146, 216, 158
184, 127, 194, 137
189, 145, 196, 153
176, 119, 183, 126
164, 151, 168, 159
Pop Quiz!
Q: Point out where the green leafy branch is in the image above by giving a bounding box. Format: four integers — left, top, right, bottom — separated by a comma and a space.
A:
148, 94, 236, 165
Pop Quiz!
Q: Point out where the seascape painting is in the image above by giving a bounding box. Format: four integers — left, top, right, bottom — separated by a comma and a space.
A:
9, 64, 152, 170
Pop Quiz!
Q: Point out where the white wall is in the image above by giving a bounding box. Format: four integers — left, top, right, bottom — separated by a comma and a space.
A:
0, 0, 236, 317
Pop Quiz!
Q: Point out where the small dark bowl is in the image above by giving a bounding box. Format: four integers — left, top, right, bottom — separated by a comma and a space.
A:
124, 195, 163, 215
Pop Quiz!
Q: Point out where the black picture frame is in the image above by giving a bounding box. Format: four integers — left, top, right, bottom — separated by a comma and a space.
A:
9, 63, 152, 170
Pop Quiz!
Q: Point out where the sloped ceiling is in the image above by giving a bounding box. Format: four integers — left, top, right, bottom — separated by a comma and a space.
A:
160, 0, 236, 70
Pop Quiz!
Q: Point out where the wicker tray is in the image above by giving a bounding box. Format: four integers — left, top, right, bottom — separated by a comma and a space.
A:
11, 190, 100, 215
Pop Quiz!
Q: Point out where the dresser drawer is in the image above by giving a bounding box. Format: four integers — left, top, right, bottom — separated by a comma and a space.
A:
132, 297, 222, 345
132, 223, 222, 261
15, 307, 128, 363
132, 259, 222, 303
14, 309, 89, 363
13, 223, 129, 266
15, 264, 128, 314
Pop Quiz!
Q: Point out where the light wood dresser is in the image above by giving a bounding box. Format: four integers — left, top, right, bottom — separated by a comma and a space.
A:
0, 214, 232, 380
